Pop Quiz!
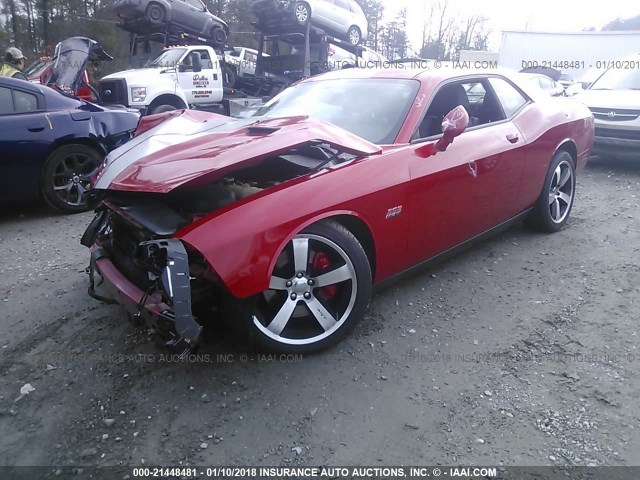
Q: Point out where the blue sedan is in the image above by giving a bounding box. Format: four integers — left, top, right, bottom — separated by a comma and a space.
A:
0, 77, 139, 213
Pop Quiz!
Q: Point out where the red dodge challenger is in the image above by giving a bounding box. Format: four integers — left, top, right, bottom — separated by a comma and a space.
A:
81, 68, 594, 354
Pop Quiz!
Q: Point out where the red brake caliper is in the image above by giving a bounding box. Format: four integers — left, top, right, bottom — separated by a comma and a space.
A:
312, 252, 337, 299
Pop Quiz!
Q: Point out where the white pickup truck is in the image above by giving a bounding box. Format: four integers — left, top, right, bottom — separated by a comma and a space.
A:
98, 45, 225, 115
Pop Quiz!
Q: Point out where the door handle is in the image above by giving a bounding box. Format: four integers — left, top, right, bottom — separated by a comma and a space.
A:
506, 133, 519, 143
27, 126, 45, 132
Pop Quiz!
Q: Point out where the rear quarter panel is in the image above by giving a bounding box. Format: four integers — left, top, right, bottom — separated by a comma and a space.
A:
513, 98, 594, 208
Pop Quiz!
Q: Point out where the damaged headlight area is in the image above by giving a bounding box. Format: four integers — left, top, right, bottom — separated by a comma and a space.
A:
81, 203, 225, 352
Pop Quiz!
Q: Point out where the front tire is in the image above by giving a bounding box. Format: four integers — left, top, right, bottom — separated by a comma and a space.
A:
347, 25, 361, 45
525, 151, 576, 233
41, 144, 103, 213
149, 104, 177, 115
246, 220, 372, 354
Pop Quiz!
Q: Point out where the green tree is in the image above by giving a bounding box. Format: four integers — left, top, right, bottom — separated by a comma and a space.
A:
355, 0, 384, 51
380, 7, 408, 60
602, 15, 640, 30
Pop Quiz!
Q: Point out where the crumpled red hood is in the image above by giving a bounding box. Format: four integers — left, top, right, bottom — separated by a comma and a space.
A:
94, 110, 382, 193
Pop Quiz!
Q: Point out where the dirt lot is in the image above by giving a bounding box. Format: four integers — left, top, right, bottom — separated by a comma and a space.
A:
0, 156, 639, 474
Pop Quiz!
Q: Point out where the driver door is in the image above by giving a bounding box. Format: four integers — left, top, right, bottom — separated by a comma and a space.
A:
407, 77, 527, 266
0, 85, 54, 202
176, 49, 218, 104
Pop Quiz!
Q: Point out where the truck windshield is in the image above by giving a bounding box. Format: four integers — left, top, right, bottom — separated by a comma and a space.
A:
253, 78, 420, 144
146, 48, 187, 68
590, 65, 640, 90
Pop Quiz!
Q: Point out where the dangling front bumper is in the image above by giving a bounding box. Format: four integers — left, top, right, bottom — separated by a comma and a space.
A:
83, 211, 203, 348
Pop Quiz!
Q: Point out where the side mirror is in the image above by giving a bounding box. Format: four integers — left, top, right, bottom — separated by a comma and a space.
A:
192, 53, 202, 73
435, 105, 469, 152
414, 105, 469, 158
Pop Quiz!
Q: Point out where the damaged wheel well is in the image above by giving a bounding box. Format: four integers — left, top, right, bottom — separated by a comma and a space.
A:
330, 214, 376, 280
45, 137, 107, 161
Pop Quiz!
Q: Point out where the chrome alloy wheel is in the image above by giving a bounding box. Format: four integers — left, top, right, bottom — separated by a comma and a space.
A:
51, 152, 99, 209
349, 28, 360, 45
548, 159, 574, 224
253, 235, 357, 346
294, 3, 309, 23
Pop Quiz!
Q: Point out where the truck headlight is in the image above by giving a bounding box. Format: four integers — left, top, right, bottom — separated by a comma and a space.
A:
131, 87, 146, 102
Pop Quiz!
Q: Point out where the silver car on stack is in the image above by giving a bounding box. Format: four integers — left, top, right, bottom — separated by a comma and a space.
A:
253, 0, 369, 45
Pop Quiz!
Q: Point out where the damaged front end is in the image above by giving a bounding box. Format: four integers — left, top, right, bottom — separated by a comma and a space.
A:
81, 113, 382, 351
81, 202, 213, 352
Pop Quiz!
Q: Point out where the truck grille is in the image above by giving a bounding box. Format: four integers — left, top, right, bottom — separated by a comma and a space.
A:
100, 78, 128, 106
595, 127, 640, 141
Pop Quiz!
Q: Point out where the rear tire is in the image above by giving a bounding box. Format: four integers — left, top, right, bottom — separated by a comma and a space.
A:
145, 3, 165, 22
293, 2, 310, 25
525, 150, 576, 233
41, 144, 103, 214
240, 220, 372, 354
222, 63, 237, 88
210, 25, 227, 45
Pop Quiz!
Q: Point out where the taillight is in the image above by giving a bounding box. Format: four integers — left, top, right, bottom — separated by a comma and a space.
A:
76, 86, 92, 101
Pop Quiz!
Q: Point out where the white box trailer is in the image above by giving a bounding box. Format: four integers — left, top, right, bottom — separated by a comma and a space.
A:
459, 50, 499, 64
498, 30, 640, 79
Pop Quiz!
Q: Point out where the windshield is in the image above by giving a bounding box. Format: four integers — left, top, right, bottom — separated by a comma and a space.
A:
253, 78, 420, 144
590, 66, 640, 90
146, 48, 187, 68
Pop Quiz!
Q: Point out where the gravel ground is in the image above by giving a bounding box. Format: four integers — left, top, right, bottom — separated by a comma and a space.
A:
0, 156, 638, 473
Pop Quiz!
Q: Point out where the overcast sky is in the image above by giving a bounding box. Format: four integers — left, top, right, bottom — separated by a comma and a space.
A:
382, 0, 640, 53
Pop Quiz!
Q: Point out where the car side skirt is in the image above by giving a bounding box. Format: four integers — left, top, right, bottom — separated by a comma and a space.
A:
374, 209, 532, 292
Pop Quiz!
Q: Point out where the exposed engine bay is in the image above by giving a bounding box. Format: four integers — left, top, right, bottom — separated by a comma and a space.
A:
91, 141, 356, 236
80, 141, 360, 349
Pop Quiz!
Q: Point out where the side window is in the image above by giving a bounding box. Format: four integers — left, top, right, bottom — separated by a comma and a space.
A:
413, 81, 472, 139
538, 76, 552, 91
0, 87, 13, 114
195, 50, 213, 69
334, 0, 350, 11
14, 90, 39, 112
488, 77, 528, 118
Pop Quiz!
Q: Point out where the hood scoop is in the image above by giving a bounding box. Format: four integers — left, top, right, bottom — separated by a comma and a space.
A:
246, 126, 280, 135
96, 112, 382, 194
